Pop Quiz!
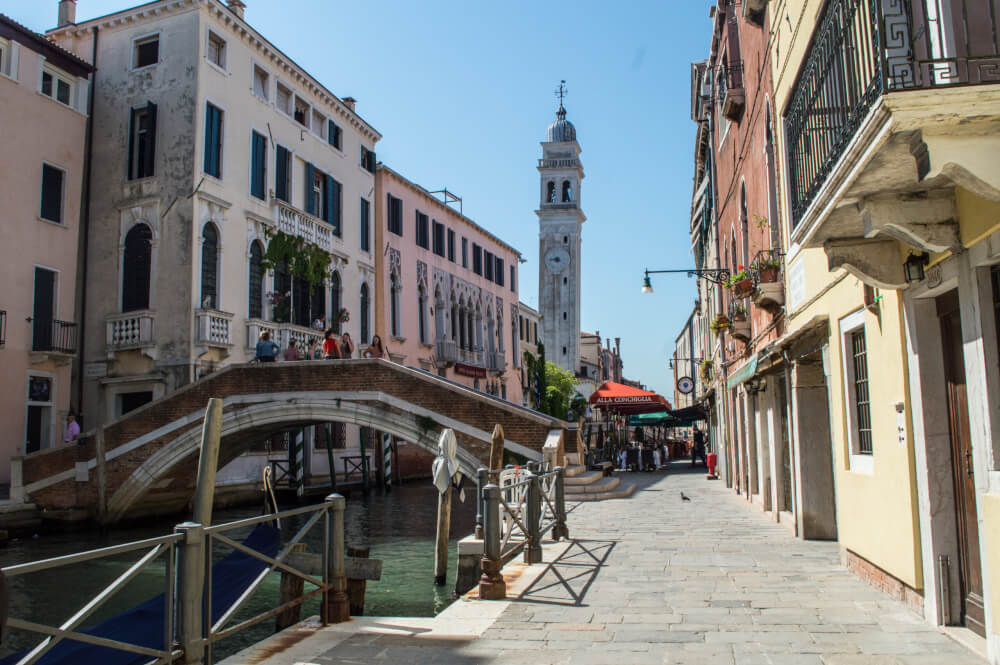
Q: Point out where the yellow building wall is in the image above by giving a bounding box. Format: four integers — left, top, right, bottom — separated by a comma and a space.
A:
982, 496, 1000, 634
958, 187, 1000, 249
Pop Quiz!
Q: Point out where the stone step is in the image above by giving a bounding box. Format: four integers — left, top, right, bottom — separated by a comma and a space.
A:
565, 452, 580, 465
567, 479, 638, 502
564, 464, 588, 478
565, 475, 621, 495
564, 470, 605, 486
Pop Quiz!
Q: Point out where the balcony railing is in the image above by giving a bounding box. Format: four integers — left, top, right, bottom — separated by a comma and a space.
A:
436, 338, 458, 365
107, 311, 155, 350
31, 318, 78, 354
717, 61, 745, 120
195, 309, 233, 347
487, 350, 507, 373
787, 0, 1000, 228
274, 200, 334, 252
246, 319, 323, 355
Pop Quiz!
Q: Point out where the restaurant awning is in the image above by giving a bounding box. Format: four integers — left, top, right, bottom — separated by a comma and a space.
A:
628, 404, 707, 428
726, 353, 759, 390
589, 381, 671, 415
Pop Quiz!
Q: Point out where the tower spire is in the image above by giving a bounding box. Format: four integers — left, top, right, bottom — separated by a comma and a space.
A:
554, 80, 568, 116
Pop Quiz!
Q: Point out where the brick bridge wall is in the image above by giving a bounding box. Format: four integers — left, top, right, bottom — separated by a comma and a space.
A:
20, 360, 564, 514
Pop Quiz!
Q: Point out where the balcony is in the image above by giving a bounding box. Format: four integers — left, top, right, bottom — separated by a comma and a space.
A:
107, 311, 156, 359
458, 348, 484, 366
751, 248, 784, 312
717, 61, 745, 121
195, 309, 234, 354
436, 339, 458, 366
30, 318, 77, 363
786, 0, 1000, 286
246, 319, 322, 355
273, 200, 334, 253
487, 350, 507, 373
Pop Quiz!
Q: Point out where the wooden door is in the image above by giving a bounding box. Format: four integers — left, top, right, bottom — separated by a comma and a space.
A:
938, 292, 985, 636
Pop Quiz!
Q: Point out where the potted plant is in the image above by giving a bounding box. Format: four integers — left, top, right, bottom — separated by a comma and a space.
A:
267, 291, 291, 323
731, 302, 747, 321
710, 314, 730, 335
726, 266, 754, 298
700, 359, 713, 382
757, 256, 781, 284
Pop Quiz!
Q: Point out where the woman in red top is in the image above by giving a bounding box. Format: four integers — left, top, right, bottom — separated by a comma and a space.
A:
322, 329, 341, 359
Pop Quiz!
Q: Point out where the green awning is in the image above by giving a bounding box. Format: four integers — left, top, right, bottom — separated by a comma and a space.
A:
726, 354, 759, 390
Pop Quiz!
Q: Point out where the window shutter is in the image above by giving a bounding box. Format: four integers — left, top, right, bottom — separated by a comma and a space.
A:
305, 162, 315, 215
275, 145, 288, 201
127, 108, 136, 178
328, 119, 336, 147
251, 132, 266, 199
328, 176, 341, 236
203, 105, 212, 174
145, 101, 157, 178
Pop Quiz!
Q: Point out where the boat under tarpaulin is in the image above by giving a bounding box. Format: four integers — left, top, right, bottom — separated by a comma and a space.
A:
0, 523, 280, 665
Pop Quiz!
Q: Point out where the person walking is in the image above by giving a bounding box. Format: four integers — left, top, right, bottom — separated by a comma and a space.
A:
363, 334, 387, 359
254, 330, 280, 363
692, 424, 708, 467
283, 339, 300, 361
323, 328, 341, 359
339, 332, 355, 359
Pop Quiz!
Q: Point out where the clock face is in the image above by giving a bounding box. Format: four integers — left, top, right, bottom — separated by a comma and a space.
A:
677, 376, 695, 394
545, 247, 571, 274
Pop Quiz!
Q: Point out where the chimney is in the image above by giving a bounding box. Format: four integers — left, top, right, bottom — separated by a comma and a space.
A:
615, 337, 621, 357
342, 97, 357, 112
57, 0, 77, 27
227, 0, 246, 19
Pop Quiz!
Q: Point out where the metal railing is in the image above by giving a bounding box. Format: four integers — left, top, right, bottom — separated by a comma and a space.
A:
787, 0, 1000, 227
31, 318, 78, 354
476, 463, 569, 599
2, 495, 349, 665
717, 60, 744, 99
750, 248, 783, 286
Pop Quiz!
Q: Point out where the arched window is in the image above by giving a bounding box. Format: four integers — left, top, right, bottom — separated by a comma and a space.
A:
458, 303, 466, 349
486, 309, 496, 353
389, 272, 400, 338
740, 183, 749, 267
417, 284, 427, 345
434, 288, 446, 340
561, 180, 572, 202
360, 283, 370, 343
200, 223, 219, 309
248, 240, 264, 319
122, 224, 152, 312
331, 271, 342, 333
546, 181, 555, 203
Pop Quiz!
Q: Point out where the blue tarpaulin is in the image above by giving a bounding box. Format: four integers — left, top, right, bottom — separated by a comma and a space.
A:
0, 523, 280, 665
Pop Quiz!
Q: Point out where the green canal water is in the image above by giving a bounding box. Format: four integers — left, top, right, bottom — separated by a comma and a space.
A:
0, 482, 476, 662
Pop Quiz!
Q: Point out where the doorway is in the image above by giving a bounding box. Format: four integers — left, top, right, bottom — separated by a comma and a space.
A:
937, 290, 985, 636
32, 267, 56, 352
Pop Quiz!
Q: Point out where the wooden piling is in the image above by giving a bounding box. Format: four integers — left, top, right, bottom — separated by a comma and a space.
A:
275, 543, 307, 631
489, 424, 505, 471
433, 483, 452, 586
95, 428, 107, 525
346, 545, 370, 615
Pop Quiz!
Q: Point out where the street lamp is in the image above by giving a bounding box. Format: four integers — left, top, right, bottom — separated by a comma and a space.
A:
903, 252, 930, 283
641, 267, 732, 294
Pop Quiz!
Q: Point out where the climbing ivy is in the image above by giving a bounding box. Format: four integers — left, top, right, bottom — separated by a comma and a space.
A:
260, 229, 332, 291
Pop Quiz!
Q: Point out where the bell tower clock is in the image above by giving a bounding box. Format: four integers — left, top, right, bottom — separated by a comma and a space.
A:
537, 81, 585, 375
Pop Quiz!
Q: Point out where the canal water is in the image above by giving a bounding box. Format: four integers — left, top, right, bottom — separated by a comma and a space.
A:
0, 481, 476, 662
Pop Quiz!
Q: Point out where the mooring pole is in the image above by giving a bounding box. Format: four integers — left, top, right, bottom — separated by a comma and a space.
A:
192, 398, 223, 527
524, 471, 542, 564
475, 466, 488, 540
325, 424, 337, 492
324, 493, 349, 622
359, 430, 370, 493
95, 427, 108, 525
478, 484, 505, 600
433, 480, 453, 586
489, 424, 505, 472
175, 521, 205, 663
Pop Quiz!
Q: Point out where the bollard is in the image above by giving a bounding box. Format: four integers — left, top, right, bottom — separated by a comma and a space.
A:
324, 494, 350, 623
175, 521, 205, 663
478, 484, 505, 600
554, 466, 570, 541
474, 467, 488, 540
346, 545, 370, 616
524, 472, 542, 564
276, 543, 307, 631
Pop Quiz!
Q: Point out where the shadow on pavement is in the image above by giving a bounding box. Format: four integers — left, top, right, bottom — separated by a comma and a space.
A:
514, 539, 616, 607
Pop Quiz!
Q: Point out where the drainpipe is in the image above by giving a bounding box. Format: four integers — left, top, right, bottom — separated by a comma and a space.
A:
74, 27, 98, 418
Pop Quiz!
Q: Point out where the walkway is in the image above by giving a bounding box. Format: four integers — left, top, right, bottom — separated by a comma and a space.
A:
226, 464, 986, 665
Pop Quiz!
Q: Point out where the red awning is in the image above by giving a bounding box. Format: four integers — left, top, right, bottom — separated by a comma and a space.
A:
588, 381, 672, 415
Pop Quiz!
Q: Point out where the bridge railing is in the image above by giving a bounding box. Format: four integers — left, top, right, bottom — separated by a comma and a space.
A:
0, 494, 349, 665
477, 464, 569, 600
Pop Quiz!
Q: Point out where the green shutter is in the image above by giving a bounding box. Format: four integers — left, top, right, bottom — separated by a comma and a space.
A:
251, 132, 265, 199
275, 145, 288, 202
330, 177, 342, 236
145, 101, 157, 177
305, 162, 315, 215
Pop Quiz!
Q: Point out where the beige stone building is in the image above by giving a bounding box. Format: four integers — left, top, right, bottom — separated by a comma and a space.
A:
0, 13, 92, 482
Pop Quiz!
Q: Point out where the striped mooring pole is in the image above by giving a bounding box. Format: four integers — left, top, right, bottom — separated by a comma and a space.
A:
382, 432, 392, 491
293, 428, 305, 498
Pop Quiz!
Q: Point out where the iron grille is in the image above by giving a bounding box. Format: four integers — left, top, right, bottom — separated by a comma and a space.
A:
786, 0, 1000, 228
851, 329, 873, 455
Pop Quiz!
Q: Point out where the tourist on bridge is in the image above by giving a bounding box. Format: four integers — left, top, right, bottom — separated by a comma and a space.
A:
323, 328, 341, 359
363, 334, 388, 359
340, 332, 355, 359
283, 339, 301, 361
307, 338, 323, 360
254, 330, 280, 363
64, 412, 80, 444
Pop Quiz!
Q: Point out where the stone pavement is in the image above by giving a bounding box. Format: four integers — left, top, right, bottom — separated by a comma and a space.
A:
224, 464, 986, 665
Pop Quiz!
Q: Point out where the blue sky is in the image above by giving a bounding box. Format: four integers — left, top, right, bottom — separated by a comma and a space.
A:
3, 0, 713, 398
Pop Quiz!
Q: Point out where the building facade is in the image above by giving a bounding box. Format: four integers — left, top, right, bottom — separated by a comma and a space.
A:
537, 101, 585, 375
47, 0, 380, 488
0, 13, 92, 482
518, 302, 541, 408
374, 166, 522, 403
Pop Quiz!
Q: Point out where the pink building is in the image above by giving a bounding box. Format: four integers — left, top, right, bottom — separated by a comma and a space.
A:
0, 14, 92, 484
375, 166, 522, 403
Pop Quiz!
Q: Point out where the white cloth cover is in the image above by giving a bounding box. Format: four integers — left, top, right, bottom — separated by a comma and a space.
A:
432, 428, 459, 494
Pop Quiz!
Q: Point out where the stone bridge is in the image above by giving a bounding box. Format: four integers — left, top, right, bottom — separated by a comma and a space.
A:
15, 359, 568, 523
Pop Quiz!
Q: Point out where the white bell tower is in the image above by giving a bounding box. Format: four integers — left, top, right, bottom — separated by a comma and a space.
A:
537, 81, 585, 375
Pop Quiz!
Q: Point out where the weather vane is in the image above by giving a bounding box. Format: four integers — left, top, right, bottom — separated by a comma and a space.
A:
554, 79, 568, 106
